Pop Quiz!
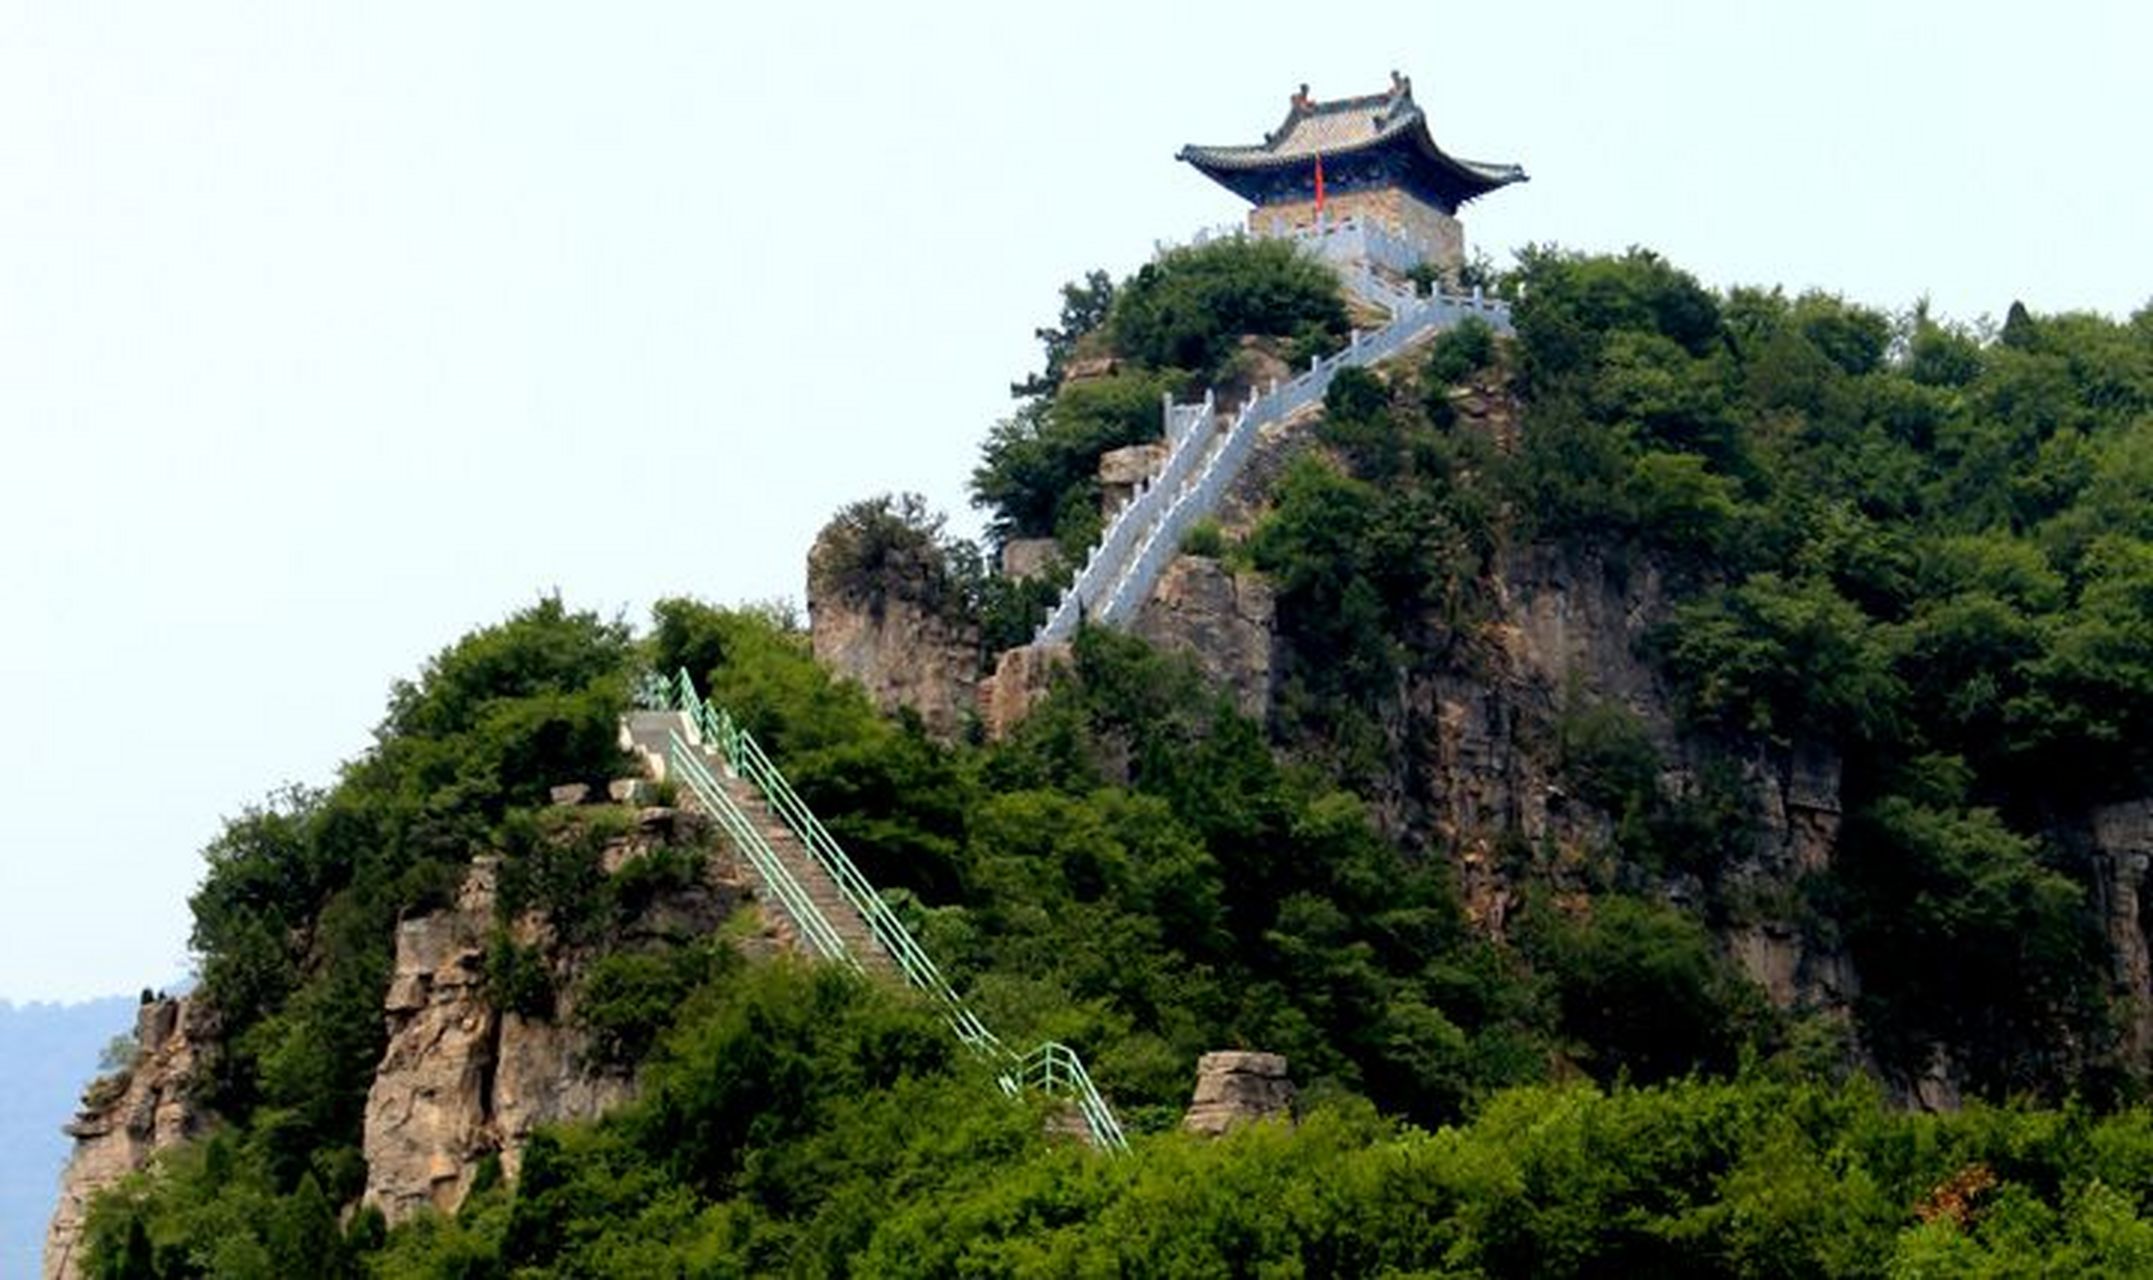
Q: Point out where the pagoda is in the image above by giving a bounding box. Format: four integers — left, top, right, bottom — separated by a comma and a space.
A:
1178, 72, 1525, 271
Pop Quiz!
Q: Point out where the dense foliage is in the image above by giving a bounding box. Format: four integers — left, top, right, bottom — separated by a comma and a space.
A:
1503, 249, 2153, 1093
184, 598, 633, 1200
1237, 246, 2153, 1095
90, 965, 2153, 1277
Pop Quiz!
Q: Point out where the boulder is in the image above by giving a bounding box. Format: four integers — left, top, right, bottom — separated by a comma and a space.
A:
980, 643, 1071, 741
1182, 1051, 1295, 1135
1000, 537, 1062, 583
1098, 442, 1169, 519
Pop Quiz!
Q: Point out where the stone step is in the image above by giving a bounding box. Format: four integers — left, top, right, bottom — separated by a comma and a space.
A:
698, 772, 896, 975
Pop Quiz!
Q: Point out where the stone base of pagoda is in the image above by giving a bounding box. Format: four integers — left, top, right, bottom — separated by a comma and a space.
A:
1249, 187, 1462, 273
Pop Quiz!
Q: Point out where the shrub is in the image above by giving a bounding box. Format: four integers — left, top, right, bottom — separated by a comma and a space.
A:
1108, 237, 1347, 382
806, 492, 969, 621
1424, 316, 1498, 387
972, 370, 1179, 542
576, 946, 733, 1065
1523, 895, 1771, 1082
1180, 519, 1226, 558
485, 931, 554, 1019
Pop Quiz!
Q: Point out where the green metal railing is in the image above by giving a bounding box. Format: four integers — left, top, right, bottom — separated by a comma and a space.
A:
635, 668, 1129, 1153
1011, 1042, 1125, 1151
661, 728, 855, 968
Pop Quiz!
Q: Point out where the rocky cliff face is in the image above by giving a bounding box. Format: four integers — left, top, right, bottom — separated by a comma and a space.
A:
1132, 556, 1274, 721
44, 998, 212, 1280
2092, 801, 2153, 1072
1429, 544, 1855, 1014
361, 806, 747, 1225
1182, 1051, 1296, 1135
807, 529, 981, 742
1114, 368, 1860, 1027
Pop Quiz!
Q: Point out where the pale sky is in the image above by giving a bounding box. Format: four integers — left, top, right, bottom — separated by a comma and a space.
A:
2, 1, 2146, 1002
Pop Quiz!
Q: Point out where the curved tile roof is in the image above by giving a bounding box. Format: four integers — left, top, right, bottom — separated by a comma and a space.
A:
1178, 74, 1526, 206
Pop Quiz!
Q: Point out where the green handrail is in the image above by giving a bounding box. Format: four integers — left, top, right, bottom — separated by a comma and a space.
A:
1013, 1041, 1129, 1151
726, 719, 998, 1048
649, 670, 994, 1046
662, 729, 854, 968
635, 669, 1129, 1153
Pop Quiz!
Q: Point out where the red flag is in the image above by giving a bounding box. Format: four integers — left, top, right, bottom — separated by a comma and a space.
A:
1313, 153, 1326, 213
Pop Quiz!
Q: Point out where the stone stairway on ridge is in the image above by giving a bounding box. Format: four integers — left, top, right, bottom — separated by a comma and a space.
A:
621, 709, 894, 975
1035, 265, 1506, 644
716, 771, 895, 975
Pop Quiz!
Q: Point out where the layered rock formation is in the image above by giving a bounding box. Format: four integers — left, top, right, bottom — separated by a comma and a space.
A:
1182, 1051, 1296, 1134
362, 858, 524, 1223
807, 523, 981, 741
981, 642, 1071, 741
2093, 800, 2153, 1070
361, 807, 745, 1225
45, 997, 212, 1280
1132, 556, 1274, 720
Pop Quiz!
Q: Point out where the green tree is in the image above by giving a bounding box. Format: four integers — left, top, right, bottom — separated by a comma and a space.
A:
1011, 268, 1116, 400
1107, 236, 1347, 381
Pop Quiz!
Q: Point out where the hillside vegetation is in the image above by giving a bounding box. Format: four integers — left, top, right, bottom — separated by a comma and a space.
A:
71, 244, 2153, 1277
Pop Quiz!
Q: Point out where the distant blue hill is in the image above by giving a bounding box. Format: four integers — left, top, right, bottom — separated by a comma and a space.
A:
0, 996, 140, 1279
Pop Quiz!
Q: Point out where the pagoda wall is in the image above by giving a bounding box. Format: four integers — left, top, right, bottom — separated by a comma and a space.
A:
1250, 187, 1462, 271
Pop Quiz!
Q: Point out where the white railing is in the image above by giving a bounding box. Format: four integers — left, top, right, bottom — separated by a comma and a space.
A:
1037, 388, 1219, 640
1034, 230, 1512, 644
1157, 214, 1426, 278
1284, 215, 1428, 277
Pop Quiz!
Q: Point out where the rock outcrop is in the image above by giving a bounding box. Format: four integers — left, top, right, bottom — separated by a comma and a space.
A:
1000, 537, 1062, 582
806, 523, 981, 742
45, 997, 213, 1280
1212, 335, 1294, 415
1133, 555, 1274, 719
2093, 800, 2153, 1070
1183, 1051, 1295, 1134
361, 858, 518, 1223
981, 642, 1072, 741
361, 808, 744, 1225
1098, 442, 1168, 519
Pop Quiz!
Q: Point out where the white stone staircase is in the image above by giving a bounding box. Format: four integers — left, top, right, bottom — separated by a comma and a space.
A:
1035, 232, 1509, 643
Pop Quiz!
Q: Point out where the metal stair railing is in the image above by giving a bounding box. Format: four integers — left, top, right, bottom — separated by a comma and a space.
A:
634, 670, 1129, 1153
652, 669, 999, 1049
661, 727, 856, 968
725, 722, 1003, 1052
1011, 1041, 1129, 1151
